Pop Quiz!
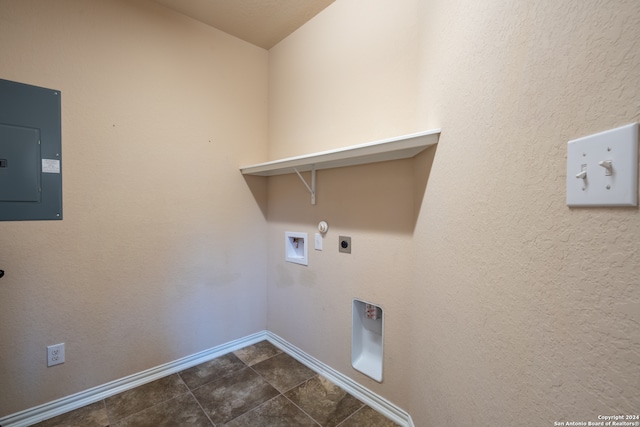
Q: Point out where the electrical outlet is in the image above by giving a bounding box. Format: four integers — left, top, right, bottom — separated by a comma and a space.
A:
339, 236, 351, 254
47, 343, 65, 367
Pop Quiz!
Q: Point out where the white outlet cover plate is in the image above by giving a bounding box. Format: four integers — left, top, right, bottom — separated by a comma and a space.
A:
47, 343, 65, 367
566, 123, 638, 207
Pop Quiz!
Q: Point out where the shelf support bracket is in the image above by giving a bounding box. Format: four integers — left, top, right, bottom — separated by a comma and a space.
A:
294, 165, 316, 205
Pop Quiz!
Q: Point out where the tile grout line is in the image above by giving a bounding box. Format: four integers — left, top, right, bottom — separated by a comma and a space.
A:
279, 391, 324, 427
106, 374, 191, 426
216, 394, 278, 427
265, 333, 412, 426
120, 346, 364, 427
182, 349, 281, 426
268, 345, 397, 426
107, 391, 191, 426
259, 369, 365, 427
239, 349, 327, 426
178, 371, 216, 427
184, 388, 216, 427
18, 337, 404, 427
236, 345, 367, 427
0, 332, 268, 427
101, 399, 109, 427
239, 364, 314, 424
282, 384, 366, 427
334, 405, 365, 427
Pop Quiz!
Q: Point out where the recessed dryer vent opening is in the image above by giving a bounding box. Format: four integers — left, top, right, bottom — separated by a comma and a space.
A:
352, 299, 384, 382
285, 231, 308, 265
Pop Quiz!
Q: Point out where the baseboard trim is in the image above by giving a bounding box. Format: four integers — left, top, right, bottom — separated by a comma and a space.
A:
0, 331, 268, 427
0, 331, 413, 427
265, 332, 414, 427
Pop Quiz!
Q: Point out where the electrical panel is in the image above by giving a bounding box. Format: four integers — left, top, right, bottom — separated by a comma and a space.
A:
0, 79, 62, 220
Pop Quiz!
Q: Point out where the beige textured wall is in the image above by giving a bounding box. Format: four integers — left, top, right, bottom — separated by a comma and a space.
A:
268, 0, 421, 158
0, 0, 268, 416
2, 0, 639, 423
268, 0, 640, 426
267, 0, 423, 409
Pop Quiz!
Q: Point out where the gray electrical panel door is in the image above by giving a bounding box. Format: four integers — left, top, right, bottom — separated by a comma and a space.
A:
0, 79, 62, 221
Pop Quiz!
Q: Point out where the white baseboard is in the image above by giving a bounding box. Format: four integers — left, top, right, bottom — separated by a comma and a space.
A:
0, 331, 413, 427
0, 331, 267, 427
265, 332, 414, 427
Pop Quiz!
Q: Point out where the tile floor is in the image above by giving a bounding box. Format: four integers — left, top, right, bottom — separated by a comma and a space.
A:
32, 341, 400, 427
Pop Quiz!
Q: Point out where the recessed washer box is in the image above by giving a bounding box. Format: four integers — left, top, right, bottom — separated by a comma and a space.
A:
352, 299, 384, 382
0, 78, 62, 221
285, 231, 308, 265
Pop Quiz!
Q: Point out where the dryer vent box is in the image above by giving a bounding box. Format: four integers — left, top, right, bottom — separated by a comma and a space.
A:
0, 79, 62, 221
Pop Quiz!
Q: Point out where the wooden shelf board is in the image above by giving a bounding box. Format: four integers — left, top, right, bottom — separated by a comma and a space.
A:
240, 129, 441, 176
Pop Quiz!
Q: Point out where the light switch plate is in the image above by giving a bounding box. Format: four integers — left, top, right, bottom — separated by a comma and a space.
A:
566, 123, 638, 207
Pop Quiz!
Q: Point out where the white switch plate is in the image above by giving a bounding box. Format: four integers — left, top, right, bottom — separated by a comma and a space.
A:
566, 123, 638, 207
315, 233, 322, 251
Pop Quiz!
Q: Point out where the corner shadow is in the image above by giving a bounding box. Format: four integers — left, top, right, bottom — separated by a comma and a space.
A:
413, 144, 438, 230
243, 174, 268, 219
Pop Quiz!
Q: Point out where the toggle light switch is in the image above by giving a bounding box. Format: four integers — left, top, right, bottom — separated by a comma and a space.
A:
566, 123, 638, 207
598, 160, 613, 176
576, 165, 587, 180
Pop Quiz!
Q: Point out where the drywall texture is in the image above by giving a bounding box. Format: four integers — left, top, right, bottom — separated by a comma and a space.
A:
268, 0, 421, 159
0, 0, 268, 416
267, 0, 640, 426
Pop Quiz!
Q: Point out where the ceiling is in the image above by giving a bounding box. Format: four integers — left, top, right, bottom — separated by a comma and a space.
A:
152, 0, 336, 49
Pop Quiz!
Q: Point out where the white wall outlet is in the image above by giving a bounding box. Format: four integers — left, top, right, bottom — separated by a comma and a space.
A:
47, 343, 65, 367
566, 123, 638, 207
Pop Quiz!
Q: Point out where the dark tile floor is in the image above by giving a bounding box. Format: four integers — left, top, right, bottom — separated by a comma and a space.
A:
32, 341, 400, 426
